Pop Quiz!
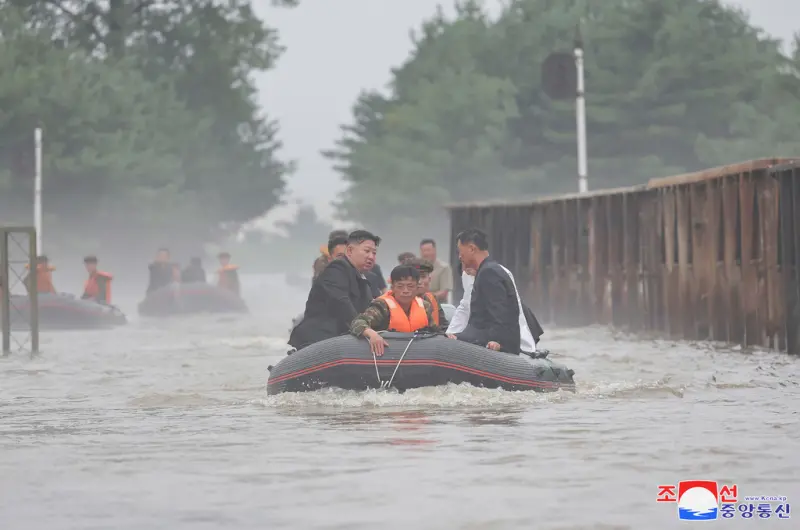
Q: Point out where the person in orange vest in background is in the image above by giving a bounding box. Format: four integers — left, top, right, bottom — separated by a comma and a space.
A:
217, 252, 241, 295
405, 257, 449, 330
81, 255, 113, 304
24, 255, 56, 294
313, 229, 349, 280
349, 265, 440, 356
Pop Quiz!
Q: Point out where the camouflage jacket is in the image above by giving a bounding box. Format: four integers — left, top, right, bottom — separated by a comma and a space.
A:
350, 297, 439, 337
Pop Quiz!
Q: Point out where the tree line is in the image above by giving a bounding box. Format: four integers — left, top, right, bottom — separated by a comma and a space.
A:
0, 0, 295, 255
327, 0, 800, 235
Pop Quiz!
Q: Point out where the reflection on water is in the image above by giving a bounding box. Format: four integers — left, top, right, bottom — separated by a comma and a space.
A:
1, 274, 799, 529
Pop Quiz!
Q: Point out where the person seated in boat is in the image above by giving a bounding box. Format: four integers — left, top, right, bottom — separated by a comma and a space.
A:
289, 230, 379, 351
350, 265, 440, 356
216, 252, 241, 295
446, 258, 544, 354
445, 228, 530, 354
397, 252, 415, 265
81, 255, 113, 304
404, 257, 449, 329
313, 229, 349, 280
181, 257, 207, 283
146, 248, 179, 294
23, 255, 56, 294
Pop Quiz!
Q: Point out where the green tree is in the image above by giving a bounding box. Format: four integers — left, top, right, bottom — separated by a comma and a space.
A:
328, 0, 800, 230
2, 0, 293, 242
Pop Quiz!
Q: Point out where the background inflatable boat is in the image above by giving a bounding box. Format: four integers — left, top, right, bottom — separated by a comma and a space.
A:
137, 282, 248, 317
8, 293, 127, 330
268, 332, 575, 394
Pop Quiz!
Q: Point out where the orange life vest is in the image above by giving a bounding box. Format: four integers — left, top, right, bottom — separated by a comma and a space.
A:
379, 291, 429, 332
25, 263, 56, 293
84, 271, 112, 303
217, 264, 239, 290
423, 292, 440, 326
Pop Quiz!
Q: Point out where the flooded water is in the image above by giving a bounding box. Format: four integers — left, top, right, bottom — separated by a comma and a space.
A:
1, 274, 799, 529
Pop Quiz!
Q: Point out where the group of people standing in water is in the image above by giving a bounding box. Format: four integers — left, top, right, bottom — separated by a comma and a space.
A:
289, 228, 543, 357
18, 248, 242, 305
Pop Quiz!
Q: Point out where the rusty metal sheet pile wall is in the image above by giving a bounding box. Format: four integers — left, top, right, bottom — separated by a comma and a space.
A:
448, 159, 800, 353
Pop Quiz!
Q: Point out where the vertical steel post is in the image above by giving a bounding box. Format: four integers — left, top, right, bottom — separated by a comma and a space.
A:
1, 229, 10, 355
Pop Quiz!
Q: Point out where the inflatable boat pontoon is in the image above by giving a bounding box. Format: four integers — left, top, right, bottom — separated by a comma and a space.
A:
267, 331, 575, 394
9, 293, 127, 330
138, 282, 248, 317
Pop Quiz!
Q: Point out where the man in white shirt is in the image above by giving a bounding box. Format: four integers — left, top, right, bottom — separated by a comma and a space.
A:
447, 263, 540, 354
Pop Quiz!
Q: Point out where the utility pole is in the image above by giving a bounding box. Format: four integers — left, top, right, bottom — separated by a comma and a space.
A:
34, 127, 43, 253
575, 23, 588, 193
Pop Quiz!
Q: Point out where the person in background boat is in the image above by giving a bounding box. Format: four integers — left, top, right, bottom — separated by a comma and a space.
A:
419, 238, 453, 303
146, 248, 179, 294
217, 252, 240, 295
81, 255, 113, 304
445, 228, 525, 354
313, 229, 349, 280
405, 257, 449, 329
181, 257, 207, 283
289, 230, 379, 351
350, 265, 439, 356
24, 255, 56, 294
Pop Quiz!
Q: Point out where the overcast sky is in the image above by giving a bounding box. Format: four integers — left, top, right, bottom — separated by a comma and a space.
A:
255, 0, 799, 228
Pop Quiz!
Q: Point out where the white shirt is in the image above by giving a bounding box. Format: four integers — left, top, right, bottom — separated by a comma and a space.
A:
446, 267, 536, 353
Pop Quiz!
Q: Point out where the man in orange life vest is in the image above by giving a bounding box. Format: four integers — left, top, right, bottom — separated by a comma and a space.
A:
81, 255, 113, 304
313, 230, 349, 280
216, 252, 241, 296
350, 265, 440, 356
24, 255, 56, 294
405, 257, 449, 330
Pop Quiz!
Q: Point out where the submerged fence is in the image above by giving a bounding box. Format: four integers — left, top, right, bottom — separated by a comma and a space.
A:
447, 158, 800, 354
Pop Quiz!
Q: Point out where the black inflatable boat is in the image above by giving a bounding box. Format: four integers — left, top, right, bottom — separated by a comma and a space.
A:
267, 331, 576, 394
8, 293, 127, 330
137, 282, 248, 317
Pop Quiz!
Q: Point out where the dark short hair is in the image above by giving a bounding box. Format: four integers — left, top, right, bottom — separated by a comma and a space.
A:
347, 229, 381, 247
420, 238, 436, 248
328, 229, 348, 240
37, 255, 49, 262
397, 251, 415, 263
390, 265, 419, 283
456, 228, 489, 251
407, 257, 433, 274
83, 255, 98, 264
218, 251, 231, 259
328, 236, 348, 256
157, 247, 170, 253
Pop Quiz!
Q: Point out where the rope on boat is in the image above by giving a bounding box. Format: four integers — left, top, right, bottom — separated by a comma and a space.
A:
384, 333, 417, 390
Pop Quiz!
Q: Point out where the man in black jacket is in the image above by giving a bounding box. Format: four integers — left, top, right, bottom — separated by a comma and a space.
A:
289, 230, 380, 350
447, 228, 521, 354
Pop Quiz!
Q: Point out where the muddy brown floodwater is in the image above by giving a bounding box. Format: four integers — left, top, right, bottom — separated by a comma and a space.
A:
1, 274, 799, 530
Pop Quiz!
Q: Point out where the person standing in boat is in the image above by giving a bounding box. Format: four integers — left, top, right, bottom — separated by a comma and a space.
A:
146, 248, 179, 294
419, 238, 453, 303
350, 265, 440, 356
313, 229, 349, 280
404, 257, 449, 329
181, 257, 207, 283
81, 255, 113, 304
289, 230, 379, 351
24, 255, 56, 294
216, 252, 241, 296
446, 228, 531, 354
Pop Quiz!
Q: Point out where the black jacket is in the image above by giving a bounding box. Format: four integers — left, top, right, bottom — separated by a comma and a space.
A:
455, 256, 521, 354
181, 265, 207, 283
289, 257, 374, 350
147, 262, 175, 294
364, 263, 386, 298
